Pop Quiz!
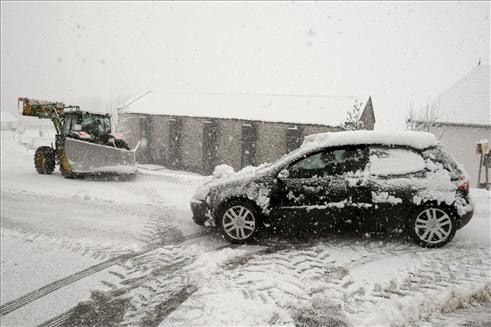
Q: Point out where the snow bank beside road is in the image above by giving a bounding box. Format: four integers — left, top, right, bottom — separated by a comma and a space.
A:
454, 189, 490, 246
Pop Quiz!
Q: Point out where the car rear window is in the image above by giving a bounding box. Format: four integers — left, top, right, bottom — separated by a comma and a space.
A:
421, 146, 464, 179
369, 147, 425, 176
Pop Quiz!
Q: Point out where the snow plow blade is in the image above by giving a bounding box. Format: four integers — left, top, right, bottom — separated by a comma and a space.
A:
64, 138, 137, 174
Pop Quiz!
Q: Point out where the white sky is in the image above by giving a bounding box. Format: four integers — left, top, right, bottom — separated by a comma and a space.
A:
1, 1, 489, 130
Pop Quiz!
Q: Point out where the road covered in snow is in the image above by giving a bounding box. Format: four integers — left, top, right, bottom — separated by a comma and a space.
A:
1, 130, 490, 327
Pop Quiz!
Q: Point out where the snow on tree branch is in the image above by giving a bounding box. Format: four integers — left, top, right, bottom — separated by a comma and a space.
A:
340, 101, 365, 131
405, 100, 446, 140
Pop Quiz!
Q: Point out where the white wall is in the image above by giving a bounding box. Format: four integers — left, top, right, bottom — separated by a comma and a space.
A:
435, 124, 491, 187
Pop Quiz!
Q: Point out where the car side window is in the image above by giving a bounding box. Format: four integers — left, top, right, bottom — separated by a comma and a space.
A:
369, 147, 425, 176
287, 147, 368, 179
285, 152, 325, 179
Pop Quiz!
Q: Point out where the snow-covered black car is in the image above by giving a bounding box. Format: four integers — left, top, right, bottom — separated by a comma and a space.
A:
191, 131, 473, 248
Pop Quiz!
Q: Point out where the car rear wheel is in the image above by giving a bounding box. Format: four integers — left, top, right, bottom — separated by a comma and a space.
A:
218, 201, 258, 243
410, 206, 456, 248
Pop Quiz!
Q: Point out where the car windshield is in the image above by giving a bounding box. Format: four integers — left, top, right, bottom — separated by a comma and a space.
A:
266, 147, 307, 170
81, 114, 111, 137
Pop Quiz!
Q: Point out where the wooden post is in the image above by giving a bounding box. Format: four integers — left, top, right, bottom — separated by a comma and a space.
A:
476, 140, 490, 189
485, 153, 490, 191
477, 154, 484, 188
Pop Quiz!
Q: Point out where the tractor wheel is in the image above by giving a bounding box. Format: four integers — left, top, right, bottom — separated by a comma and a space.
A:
34, 146, 55, 175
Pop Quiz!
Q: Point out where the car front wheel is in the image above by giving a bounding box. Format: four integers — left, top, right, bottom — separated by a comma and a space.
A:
410, 206, 456, 248
218, 201, 258, 243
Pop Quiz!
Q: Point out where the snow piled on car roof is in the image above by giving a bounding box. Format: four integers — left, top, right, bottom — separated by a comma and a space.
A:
302, 130, 438, 150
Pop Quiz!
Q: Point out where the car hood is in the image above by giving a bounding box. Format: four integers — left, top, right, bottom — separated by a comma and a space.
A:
192, 163, 275, 202
210, 163, 274, 186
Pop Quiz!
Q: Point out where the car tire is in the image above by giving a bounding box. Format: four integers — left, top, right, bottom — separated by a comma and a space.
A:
409, 204, 457, 248
217, 200, 259, 244
192, 214, 208, 226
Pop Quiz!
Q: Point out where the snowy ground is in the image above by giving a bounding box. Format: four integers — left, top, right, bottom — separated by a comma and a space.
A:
1, 129, 490, 327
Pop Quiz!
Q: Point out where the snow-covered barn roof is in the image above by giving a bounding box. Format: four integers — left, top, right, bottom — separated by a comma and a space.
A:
121, 92, 371, 126
1, 110, 18, 123
433, 65, 490, 126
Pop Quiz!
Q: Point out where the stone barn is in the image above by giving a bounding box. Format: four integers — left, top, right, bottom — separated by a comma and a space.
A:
118, 93, 375, 175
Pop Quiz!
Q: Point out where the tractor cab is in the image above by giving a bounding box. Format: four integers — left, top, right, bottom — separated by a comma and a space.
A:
63, 111, 112, 142
64, 111, 129, 150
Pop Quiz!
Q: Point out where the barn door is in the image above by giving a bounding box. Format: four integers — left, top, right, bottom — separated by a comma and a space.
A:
286, 126, 303, 153
139, 115, 152, 163
168, 118, 183, 169
202, 120, 218, 175
241, 123, 257, 168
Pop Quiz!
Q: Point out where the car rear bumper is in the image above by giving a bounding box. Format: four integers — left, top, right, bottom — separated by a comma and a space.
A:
456, 195, 474, 229
190, 199, 210, 226
458, 208, 474, 229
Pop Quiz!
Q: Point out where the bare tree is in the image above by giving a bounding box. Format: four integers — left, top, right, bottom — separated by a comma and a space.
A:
341, 101, 365, 131
405, 99, 446, 140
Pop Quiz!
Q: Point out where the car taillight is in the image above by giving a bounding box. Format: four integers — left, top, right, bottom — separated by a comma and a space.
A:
457, 175, 469, 192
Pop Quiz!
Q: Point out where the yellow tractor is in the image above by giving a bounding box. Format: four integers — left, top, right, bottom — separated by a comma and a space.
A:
19, 97, 137, 178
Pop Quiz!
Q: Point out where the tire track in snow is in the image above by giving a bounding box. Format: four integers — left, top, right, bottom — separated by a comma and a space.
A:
38, 258, 194, 327
162, 239, 432, 326
2, 190, 201, 259
37, 242, 266, 327
1, 217, 132, 261
138, 204, 185, 246
1, 191, 155, 259
1, 183, 212, 317
0, 230, 210, 317
0, 253, 135, 316
371, 246, 491, 324
323, 244, 491, 326
237, 241, 418, 307
429, 301, 491, 327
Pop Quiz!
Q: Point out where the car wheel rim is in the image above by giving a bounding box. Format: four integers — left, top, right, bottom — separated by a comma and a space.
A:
222, 205, 256, 240
414, 208, 452, 244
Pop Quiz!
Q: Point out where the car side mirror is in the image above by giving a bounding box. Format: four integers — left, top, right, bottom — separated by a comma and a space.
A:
277, 169, 289, 180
